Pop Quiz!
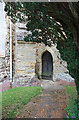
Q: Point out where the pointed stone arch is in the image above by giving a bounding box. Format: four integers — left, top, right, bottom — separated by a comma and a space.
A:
35, 45, 54, 81
42, 50, 53, 80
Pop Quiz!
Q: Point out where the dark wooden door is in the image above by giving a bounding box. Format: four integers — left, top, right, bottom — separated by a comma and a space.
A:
42, 51, 53, 80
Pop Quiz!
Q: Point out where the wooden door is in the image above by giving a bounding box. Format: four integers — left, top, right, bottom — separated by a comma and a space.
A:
42, 51, 53, 80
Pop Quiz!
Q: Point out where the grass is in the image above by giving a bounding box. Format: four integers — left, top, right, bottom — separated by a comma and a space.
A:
65, 86, 77, 98
2, 86, 42, 118
64, 86, 78, 119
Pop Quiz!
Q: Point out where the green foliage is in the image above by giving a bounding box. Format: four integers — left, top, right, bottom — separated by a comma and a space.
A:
2, 86, 42, 118
4, 2, 64, 46
65, 86, 79, 119
64, 86, 77, 98
65, 98, 78, 119
57, 29, 79, 95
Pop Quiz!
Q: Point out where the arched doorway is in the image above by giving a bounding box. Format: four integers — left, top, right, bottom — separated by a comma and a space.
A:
42, 51, 53, 80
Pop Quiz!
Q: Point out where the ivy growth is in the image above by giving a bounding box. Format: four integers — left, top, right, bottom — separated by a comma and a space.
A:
57, 29, 79, 95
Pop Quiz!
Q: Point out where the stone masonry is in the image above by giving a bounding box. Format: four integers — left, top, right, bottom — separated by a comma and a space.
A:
35, 43, 74, 82
14, 41, 37, 86
13, 40, 74, 86
0, 5, 16, 82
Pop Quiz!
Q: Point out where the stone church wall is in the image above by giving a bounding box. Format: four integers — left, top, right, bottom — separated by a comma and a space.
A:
14, 41, 37, 86
14, 41, 74, 86
0, 58, 6, 82
0, 13, 16, 82
5, 16, 16, 81
0, 3, 7, 82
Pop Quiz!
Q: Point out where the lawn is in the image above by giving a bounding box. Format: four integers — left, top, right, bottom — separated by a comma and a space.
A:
2, 86, 42, 118
65, 86, 77, 98
64, 86, 78, 119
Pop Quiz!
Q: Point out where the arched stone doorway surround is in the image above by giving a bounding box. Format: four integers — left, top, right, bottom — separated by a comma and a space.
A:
35, 43, 74, 82
35, 44, 55, 81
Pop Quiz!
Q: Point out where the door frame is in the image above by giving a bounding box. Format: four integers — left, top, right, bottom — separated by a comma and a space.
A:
41, 50, 53, 80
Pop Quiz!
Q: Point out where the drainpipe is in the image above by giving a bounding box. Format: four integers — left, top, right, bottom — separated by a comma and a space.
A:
10, 2, 12, 88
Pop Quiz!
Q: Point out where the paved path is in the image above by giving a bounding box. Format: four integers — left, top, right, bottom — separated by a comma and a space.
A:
18, 80, 68, 118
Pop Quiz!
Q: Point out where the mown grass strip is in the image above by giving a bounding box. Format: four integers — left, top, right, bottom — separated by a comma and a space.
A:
2, 86, 42, 118
64, 86, 77, 98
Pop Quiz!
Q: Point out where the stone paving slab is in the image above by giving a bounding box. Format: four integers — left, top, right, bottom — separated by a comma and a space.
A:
41, 80, 64, 90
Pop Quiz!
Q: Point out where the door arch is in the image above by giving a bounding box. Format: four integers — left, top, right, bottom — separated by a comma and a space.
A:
42, 51, 53, 80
